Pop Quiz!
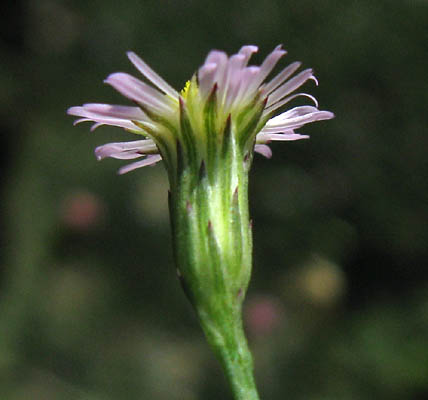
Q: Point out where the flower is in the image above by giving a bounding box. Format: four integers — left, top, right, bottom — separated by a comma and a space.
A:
68, 45, 334, 174
68, 46, 334, 400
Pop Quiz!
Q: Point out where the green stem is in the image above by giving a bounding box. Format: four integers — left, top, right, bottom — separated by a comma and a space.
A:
199, 311, 260, 400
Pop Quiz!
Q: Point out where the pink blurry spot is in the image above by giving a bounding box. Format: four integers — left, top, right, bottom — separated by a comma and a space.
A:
244, 295, 283, 337
61, 191, 105, 230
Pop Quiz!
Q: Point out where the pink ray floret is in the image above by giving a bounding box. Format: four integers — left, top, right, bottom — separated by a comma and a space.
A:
68, 45, 334, 173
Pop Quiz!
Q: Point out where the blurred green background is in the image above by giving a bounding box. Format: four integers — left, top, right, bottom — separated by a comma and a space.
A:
1, 0, 428, 399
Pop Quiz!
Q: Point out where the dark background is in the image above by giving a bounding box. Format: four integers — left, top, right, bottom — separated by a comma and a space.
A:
1, 1, 427, 399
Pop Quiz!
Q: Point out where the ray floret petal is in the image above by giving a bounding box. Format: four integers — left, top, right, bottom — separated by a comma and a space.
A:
68, 44, 333, 174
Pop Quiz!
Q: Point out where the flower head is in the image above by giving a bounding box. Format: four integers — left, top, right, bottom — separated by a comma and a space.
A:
68, 45, 333, 174
68, 47, 334, 399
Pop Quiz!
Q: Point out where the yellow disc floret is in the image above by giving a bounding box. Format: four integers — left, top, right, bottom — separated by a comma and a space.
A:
180, 80, 192, 99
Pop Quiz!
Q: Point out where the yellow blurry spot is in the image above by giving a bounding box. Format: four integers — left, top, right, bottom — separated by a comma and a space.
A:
298, 255, 346, 306
279, 254, 347, 308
